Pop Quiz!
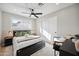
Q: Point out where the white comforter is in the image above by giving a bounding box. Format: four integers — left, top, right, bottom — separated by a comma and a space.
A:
13, 35, 42, 56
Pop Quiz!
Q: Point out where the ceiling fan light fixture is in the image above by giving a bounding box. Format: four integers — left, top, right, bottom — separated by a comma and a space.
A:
38, 3, 44, 7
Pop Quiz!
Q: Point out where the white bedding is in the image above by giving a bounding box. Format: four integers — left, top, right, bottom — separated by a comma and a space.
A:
13, 35, 42, 56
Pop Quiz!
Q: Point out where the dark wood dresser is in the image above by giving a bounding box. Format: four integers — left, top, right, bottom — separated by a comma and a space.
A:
4, 36, 13, 46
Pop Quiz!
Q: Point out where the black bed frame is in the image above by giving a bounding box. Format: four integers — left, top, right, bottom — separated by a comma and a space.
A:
17, 40, 45, 56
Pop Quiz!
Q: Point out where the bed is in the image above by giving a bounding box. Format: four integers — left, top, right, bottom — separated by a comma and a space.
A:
13, 30, 45, 56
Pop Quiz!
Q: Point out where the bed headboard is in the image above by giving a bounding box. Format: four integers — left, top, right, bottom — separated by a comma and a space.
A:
13, 30, 31, 37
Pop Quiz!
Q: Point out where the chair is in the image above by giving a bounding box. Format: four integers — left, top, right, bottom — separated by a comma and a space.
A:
53, 36, 65, 56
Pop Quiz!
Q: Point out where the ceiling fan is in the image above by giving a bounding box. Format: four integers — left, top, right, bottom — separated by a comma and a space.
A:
22, 8, 43, 18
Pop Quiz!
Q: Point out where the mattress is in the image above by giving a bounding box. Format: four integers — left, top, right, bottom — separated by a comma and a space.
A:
13, 35, 42, 55
16, 35, 40, 43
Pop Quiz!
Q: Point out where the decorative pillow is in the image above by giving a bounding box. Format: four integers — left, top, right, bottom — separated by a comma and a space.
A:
65, 36, 72, 39
15, 31, 31, 37
24, 34, 29, 37
15, 32, 20, 37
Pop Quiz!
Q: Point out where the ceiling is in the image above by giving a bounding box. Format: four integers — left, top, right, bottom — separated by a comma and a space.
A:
0, 3, 74, 19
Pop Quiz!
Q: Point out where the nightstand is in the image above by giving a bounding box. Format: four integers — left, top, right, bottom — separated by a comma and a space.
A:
4, 36, 13, 46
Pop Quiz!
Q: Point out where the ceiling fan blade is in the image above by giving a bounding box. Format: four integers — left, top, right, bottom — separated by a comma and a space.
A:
33, 14, 39, 18
35, 13, 42, 15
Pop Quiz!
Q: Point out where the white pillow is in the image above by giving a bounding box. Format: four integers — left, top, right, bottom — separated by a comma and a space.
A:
72, 39, 77, 43
65, 36, 72, 39
24, 34, 29, 37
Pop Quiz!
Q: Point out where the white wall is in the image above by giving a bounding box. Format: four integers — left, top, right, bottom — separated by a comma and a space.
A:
57, 4, 79, 36
36, 4, 79, 41
0, 10, 2, 44
2, 12, 36, 38
36, 12, 58, 41
2, 12, 12, 38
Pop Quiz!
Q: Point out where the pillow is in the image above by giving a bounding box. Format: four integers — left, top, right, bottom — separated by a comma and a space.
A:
15, 32, 20, 37
14, 31, 31, 37
65, 36, 72, 39
20, 32, 23, 36
24, 34, 29, 37
22, 32, 26, 36
15, 32, 23, 37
